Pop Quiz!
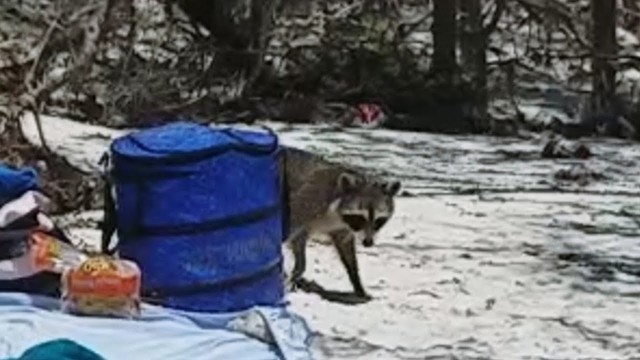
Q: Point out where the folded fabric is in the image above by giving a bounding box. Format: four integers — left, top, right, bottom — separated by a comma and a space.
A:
0, 273, 60, 297
0, 293, 314, 360
0, 230, 30, 261
0, 226, 63, 286
0, 191, 50, 229
4, 339, 105, 360
0, 253, 39, 282
0, 230, 64, 292
0, 166, 39, 208
2, 212, 39, 231
0, 190, 73, 292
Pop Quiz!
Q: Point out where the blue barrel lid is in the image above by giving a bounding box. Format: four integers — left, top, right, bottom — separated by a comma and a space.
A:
111, 121, 278, 164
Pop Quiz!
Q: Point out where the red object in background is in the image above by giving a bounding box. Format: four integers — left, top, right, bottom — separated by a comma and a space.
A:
354, 103, 386, 127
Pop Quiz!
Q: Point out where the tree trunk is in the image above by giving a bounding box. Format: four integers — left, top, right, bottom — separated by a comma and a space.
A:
590, 0, 617, 117
622, 0, 640, 34
459, 0, 488, 132
176, 0, 280, 94
431, 0, 457, 83
245, 0, 281, 93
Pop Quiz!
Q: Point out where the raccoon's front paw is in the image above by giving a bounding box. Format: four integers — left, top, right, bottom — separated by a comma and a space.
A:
286, 278, 297, 292
355, 291, 373, 303
286, 276, 304, 292
336, 292, 372, 305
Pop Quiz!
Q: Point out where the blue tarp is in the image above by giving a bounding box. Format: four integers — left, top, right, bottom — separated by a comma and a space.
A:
0, 165, 38, 207
0, 293, 314, 360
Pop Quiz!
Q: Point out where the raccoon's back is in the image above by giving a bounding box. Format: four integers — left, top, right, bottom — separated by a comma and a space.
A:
280, 147, 358, 233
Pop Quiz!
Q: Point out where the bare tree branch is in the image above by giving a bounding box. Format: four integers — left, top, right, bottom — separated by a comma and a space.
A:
516, 0, 589, 49
18, 0, 118, 152
482, 0, 506, 37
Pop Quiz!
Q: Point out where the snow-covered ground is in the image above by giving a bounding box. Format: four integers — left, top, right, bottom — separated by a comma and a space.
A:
20, 114, 640, 359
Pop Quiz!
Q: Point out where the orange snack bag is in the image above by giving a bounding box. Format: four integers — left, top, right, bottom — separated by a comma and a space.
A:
30, 231, 88, 273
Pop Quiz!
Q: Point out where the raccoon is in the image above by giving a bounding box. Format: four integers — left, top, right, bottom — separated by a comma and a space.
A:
280, 147, 400, 303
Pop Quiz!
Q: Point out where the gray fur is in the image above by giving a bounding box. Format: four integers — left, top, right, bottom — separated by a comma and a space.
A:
279, 147, 401, 302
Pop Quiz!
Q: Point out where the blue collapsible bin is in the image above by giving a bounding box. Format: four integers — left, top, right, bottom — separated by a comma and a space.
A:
110, 121, 285, 313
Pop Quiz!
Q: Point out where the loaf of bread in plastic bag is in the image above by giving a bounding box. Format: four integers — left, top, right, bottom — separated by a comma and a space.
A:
61, 255, 141, 319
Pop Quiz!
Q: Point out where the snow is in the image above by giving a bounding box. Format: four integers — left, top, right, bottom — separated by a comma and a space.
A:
20, 113, 125, 173
518, 103, 574, 125
19, 113, 640, 359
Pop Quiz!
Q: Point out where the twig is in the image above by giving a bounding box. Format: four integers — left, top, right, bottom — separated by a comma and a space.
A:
18, 0, 117, 153
21, 13, 58, 154
397, 9, 432, 39
328, 1, 363, 20
516, 0, 589, 49
24, 16, 60, 96
241, 0, 282, 96
65, 3, 104, 24
31, 0, 116, 103
32, 102, 49, 153
157, 91, 210, 113
17, 94, 51, 153
482, 0, 506, 37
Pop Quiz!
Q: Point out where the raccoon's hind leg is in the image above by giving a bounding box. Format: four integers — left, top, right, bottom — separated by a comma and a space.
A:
293, 278, 371, 305
285, 226, 310, 291
296, 230, 371, 305
332, 230, 372, 301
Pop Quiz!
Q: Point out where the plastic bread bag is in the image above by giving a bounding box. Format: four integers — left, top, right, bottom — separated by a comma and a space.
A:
0, 230, 90, 280
29, 231, 89, 274
60, 255, 141, 319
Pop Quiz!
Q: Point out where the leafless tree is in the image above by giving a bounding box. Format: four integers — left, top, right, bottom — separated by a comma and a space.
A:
590, 0, 617, 118
431, 0, 457, 83
459, 0, 505, 133
174, 0, 281, 96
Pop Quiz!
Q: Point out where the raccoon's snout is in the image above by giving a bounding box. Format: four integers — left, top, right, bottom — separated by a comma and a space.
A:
362, 237, 374, 247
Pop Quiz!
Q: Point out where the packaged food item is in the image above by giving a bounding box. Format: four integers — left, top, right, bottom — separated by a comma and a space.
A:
29, 231, 89, 273
0, 230, 91, 280
61, 256, 141, 319
26, 231, 141, 318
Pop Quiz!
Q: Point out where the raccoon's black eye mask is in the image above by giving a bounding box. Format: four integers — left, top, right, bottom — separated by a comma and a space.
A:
341, 215, 389, 231
374, 217, 388, 230
342, 215, 366, 231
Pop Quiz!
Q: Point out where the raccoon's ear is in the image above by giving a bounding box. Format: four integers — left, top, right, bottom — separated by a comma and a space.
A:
337, 172, 360, 193
383, 180, 401, 196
